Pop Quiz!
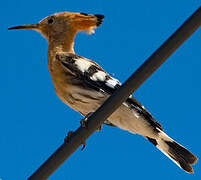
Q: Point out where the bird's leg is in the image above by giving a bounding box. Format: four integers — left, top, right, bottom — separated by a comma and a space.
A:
64, 130, 73, 143
80, 112, 94, 128
80, 112, 102, 131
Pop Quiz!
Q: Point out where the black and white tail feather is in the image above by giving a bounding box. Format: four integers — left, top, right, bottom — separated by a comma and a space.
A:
56, 52, 198, 173
146, 129, 197, 173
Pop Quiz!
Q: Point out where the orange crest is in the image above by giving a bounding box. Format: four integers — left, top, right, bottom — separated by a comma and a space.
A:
61, 12, 104, 34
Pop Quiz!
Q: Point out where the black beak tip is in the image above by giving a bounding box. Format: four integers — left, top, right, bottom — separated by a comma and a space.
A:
8, 27, 14, 30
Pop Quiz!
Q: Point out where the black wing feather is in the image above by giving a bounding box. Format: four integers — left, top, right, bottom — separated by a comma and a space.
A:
56, 52, 162, 130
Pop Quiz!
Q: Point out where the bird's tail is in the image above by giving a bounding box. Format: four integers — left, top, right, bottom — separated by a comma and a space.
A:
146, 129, 198, 173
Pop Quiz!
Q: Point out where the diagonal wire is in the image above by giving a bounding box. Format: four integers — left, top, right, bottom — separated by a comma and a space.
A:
28, 6, 201, 180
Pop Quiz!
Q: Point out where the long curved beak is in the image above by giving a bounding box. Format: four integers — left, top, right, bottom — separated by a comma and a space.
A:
8, 24, 39, 30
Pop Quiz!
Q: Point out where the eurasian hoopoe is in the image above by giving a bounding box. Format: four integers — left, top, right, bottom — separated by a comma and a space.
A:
9, 12, 197, 173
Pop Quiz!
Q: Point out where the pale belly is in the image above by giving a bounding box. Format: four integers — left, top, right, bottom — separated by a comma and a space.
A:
55, 85, 156, 138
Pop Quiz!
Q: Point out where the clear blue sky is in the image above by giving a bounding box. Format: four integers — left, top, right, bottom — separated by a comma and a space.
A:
1, 0, 201, 179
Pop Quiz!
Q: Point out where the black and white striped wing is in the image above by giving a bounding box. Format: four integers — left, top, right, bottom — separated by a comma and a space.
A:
56, 52, 121, 94
56, 52, 162, 130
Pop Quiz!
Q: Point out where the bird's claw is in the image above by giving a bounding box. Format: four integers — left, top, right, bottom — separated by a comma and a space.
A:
80, 112, 94, 128
96, 124, 102, 131
64, 130, 73, 143
81, 141, 86, 151
80, 118, 88, 128
64, 130, 86, 151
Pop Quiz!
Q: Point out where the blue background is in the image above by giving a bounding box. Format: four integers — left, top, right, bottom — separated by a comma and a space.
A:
1, 0, 201, 179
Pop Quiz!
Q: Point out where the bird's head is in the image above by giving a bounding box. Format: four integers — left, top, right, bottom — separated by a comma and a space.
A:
8, 12, 104, 52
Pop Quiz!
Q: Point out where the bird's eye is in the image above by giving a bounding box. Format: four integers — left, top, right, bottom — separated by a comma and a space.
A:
47, 18, 54, 24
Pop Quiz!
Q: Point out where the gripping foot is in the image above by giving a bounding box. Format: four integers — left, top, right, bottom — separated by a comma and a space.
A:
81, 141, 86, 151
96, 124, 102, 131
80, 112, 94, 128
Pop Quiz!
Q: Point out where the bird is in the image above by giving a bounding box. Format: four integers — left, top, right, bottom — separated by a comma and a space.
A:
8, 12, 197, 173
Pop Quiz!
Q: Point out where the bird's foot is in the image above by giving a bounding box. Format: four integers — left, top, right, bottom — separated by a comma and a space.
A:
64, 130, 73, 143
81, 141, 86, 151
64, 131, 86, 151
96, 124, 102, 131
80, 112, 94, 128
80, 118, 87, 128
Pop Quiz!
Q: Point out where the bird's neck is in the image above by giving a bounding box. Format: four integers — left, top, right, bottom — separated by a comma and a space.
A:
47, 31, 77, 55
47, 32, 77, 72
